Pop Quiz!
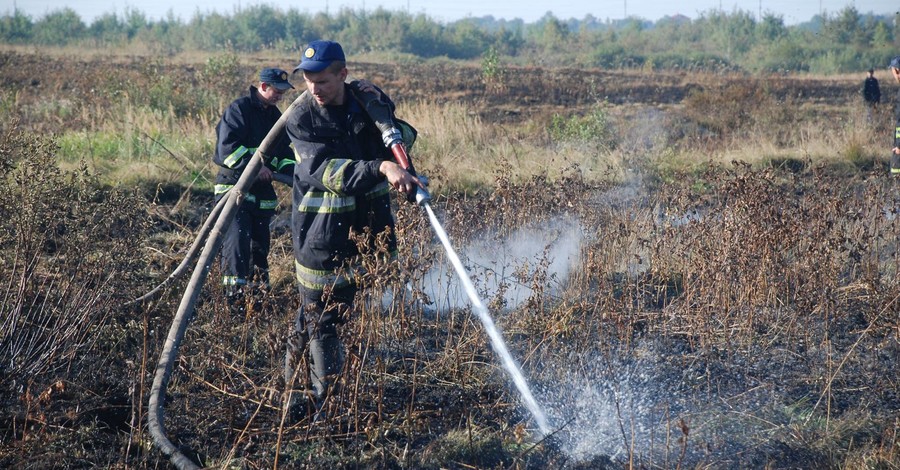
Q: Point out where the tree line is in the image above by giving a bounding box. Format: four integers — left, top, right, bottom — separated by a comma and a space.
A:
0, 4, 898, 74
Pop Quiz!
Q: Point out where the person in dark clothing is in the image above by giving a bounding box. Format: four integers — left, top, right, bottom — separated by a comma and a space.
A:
213, 68, 296, 314
282, 40, 423, 412
863, 68, 881, 121
863, 68, 881, 107
890, 56, 900, 176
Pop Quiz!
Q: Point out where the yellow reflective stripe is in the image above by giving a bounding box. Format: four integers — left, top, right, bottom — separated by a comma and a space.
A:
295, 260, 354, 291
224, 146, 251, 168
895, 127, 900, 139
365, 181, 390, 199
222, 276, 247, 286
216, 185, 270, 205
891, 167, 900, 174
323, 159, 352, 194
297, 191, 356, 213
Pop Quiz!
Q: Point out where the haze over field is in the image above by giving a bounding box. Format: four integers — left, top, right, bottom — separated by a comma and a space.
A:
3, 0, 896, 25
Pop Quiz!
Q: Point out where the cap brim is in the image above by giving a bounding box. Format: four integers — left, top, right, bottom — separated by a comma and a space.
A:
273, 82, 294, 90
294, 60, 331, 73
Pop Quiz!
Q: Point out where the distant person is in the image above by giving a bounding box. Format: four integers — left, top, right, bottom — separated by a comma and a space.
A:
891, 56, 900, 176
863, 68, 881, 121
212, 68, 296, 314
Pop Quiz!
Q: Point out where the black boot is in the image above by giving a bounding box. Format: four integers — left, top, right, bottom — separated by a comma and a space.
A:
308, 336, 344, 401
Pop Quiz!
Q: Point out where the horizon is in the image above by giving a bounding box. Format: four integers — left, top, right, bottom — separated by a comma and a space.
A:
2, 0, 896, 26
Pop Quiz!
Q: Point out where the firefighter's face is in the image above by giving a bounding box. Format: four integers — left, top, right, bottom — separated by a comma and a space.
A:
893, 67, 900, 84
259, 83, 287, 106
303, 67, 348, 107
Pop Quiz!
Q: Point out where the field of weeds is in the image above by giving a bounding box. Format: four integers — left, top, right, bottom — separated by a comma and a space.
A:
1, 48, 899, 469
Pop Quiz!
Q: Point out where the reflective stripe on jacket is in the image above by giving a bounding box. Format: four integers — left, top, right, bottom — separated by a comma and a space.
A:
285, 84, 403, 291
213, 85, 295, 212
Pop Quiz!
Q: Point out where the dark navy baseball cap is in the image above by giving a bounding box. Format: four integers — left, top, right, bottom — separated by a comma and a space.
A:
259, 68, 294, 90
294, 40, 346, 73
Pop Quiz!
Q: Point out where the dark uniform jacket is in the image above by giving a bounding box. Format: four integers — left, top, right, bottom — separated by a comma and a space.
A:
213, 86, 295, 211
863, 76, 881, 104
285, 84, 403, 291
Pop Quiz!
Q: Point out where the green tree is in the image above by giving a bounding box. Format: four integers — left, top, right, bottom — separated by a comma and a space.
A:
0, 9, 33, 43
402, 13, 444, 57
758, 13, 787, 42
89, 13, 125, 45
233, 5, 285, 48
822, 6, 863, 47
123, 8, 148, 40
871, 21, 891, 48
33, 8, 85, 46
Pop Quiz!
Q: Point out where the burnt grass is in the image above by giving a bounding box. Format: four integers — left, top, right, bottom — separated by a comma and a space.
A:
1, 50, 899, 469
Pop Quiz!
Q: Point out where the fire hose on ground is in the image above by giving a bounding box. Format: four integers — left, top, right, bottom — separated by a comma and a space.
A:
146, 93, 307, 470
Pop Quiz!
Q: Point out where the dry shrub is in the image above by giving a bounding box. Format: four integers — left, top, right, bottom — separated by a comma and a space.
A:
0, 127, 155, 466
0, 128, 151, 383
681, 78, 794, 138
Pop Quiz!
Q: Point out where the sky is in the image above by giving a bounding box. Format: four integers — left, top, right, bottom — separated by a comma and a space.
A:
1, 0, 896, 26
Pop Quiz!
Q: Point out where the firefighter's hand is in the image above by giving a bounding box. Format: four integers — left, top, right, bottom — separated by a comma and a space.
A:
256, 165, 273, 183
379, 161, 424, 194
356, 79, 380, 99
893, 146, 900, 155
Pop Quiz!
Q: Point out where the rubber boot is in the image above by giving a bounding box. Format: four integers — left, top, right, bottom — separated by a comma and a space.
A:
308, 336, 344, 401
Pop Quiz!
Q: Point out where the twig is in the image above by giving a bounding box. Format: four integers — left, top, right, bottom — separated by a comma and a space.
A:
807, 289, 900, 421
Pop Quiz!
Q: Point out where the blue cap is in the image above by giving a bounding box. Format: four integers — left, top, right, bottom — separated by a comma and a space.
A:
891, 55, 900, 70
259, 68, 294, 90
294, 40, 345, 73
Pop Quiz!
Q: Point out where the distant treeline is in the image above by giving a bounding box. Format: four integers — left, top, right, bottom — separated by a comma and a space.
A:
1, 5, 898, 73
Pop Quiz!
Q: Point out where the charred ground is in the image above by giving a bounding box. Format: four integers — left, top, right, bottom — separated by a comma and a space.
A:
1, 50, 898, 470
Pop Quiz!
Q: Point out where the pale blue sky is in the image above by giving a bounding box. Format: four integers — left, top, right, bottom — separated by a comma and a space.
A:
1, 0, 896, 25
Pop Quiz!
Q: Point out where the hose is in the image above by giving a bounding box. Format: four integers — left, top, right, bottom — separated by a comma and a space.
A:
147, 93, 304, 470
129, 169, 292, 307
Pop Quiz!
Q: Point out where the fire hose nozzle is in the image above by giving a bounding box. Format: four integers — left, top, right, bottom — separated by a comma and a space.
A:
414, 175, 431, 206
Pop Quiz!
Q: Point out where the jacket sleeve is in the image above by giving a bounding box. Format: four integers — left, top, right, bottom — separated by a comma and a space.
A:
213, 101, 252, 172
268, 132, 296, 177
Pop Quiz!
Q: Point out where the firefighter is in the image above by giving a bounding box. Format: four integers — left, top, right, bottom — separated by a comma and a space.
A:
213, 68, 296, 314
282, 40, 423, 413
891, 56, 900, 176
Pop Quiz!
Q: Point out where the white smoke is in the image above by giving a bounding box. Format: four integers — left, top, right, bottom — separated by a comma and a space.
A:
417, 216, 584, 313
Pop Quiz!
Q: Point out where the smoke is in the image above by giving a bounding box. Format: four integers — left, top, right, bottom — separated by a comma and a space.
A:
415, 216, 584, 313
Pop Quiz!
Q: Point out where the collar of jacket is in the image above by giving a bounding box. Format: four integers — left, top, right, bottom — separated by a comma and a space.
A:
248, 85, 269, 109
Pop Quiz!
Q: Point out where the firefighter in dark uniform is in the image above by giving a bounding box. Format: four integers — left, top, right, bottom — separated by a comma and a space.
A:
213, 68, 296, 313
890, 56, 900, 176
282, 40, 423, 411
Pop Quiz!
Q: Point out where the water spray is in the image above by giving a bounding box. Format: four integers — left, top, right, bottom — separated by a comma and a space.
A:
362, 89, 551, 435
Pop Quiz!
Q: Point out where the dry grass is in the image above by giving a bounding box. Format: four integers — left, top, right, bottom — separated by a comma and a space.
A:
1, 51, 899, 469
